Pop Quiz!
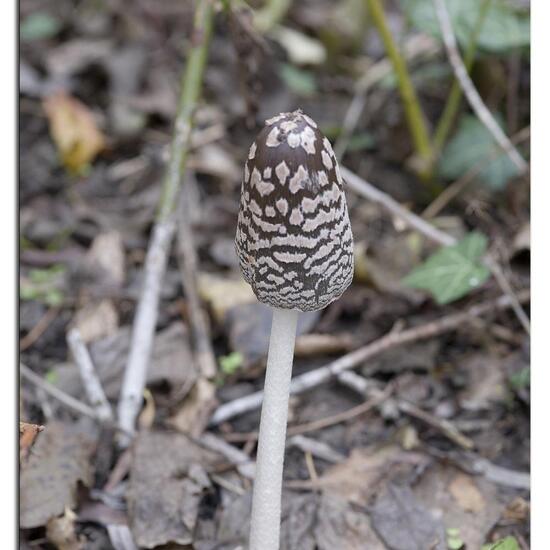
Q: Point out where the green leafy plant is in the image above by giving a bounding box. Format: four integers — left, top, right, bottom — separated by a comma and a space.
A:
403, 232, 490, 304
401, 0, 529, 53
219, 351, 244, 376
439, 115, 520, 190
20, 265, 66, 306
20, 13, 62, 42
278, 63, 317, 97
482, 536, 520, 550
446, 527, 464, 549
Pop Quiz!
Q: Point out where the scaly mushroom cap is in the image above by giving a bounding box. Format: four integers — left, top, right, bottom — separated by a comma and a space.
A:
235, 110, 354, 312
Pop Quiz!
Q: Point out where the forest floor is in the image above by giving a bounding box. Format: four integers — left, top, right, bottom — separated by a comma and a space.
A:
20, 0, 530, 548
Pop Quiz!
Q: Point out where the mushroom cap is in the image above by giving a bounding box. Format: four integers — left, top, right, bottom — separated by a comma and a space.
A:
235, 110, 354, 312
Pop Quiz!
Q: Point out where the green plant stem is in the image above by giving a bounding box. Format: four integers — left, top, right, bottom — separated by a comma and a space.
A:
365, 0, 433, 181
254, 0, 292, 33
157, 0, 214, 222
432, 0, 492, 155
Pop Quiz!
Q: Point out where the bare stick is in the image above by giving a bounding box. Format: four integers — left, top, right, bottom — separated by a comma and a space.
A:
199, 432, 255, 479
341, 166, 530, 333
117, 0, 214, 446
209, 290, 529, 425
177, 180, 217, 378
432, 0, 528, 174
341, 166, 455, 246
67, 328, 113, 422
21, 363, 100, 420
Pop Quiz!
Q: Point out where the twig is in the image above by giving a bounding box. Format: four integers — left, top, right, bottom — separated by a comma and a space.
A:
365, 0, 434, 180
117, 0, 214, 446
287, 435, 346, 463
220, 387, 392, 443
334, 34, 439, 160
67, 328, 113, 422
209, 290, 529, 426
19, 306, 60, 351
432, 0, 492, 154
336, 372, 474, 449
423, 126, 531, 219
21, 363, 100, 420
199, 432, 255, 479
432, 0, 528, 174
342, 166, 531, 334
341, 166, 455, 246
177, 177, 217, 378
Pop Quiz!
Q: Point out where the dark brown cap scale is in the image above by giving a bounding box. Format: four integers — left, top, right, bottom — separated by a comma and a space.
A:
235, 110, 354, 312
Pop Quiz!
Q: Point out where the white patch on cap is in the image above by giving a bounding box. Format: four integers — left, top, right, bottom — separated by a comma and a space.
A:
265, 206, 276, 217
248, 142, 257, 159
274, 251, 306, 263
249, 199, 262, 216
276, 198, 289, 215
287, 132, 300, 148
317, 171, 329, 187
280, 120, 298, 132
266, 126, 281, 147
275, 161, 290, 184
256, 179, 275, 196
265, 113, 286, 126
289, 208, 304, 225
244, 163, 250, 182
263, 167, 272, 179
300, 126, 317, 154
302, 195, 321, 214
289, 165, 308, 194
302, 114, 318, 128
250, 167, 262, 188
321, 150, 333, 170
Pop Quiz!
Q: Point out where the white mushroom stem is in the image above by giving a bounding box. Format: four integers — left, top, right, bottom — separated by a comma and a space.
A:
249, 307, 299, 550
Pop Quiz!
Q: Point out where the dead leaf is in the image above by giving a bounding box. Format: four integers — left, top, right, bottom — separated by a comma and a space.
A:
43, 91, 105, 174
316, 445, 427, 505
137, 389, 156, 431
46, 507, 84, 550
413, 464, 503, 549
20, 422, 97, 528
271, 25, 327, 65
314, 493, 384, 550
370, 484, 447, 550
502, 496, 529, 522
168, 377, 217, 437
198, 273, 256, 323
20, 421, 44, 463
458, 354, 506, 411
512, 222, 530, 254
127, 431, 220, 548
74, 299, 119, 343
449, 473, 486, 513
86, 231, 125, 287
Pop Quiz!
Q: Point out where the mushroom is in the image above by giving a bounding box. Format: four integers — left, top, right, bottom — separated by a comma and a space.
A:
235, 110, 354, 549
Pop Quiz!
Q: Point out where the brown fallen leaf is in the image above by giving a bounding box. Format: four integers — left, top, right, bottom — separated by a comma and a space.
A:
20, 421, 44, 463
449, 473, 486, 513
20, 421, 97, 528
43, 91, 105, 175
127, 431, 220, 548
46, 507, 84, 550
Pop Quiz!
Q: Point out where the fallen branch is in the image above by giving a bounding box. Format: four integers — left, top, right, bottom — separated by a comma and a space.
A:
67, 328, 113, 422
117, 0, 214, 446
432, 0, 528, 174
335, 371, 473, 449
341, 166, 530, 334
209, 290, 529, 426
177, 178, 217, 378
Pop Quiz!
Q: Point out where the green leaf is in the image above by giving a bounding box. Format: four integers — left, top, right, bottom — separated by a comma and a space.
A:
402, 232, 490, 304
20, 13, 61, 42
279, 63, 317, 97
439, 115, 520, 190
347, 131, 376, 152
509, 367, 530, 390
400, 0, 529, 53
447, 537, 464, 550
482, 536, 520, 550
219, 352, 244, 375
